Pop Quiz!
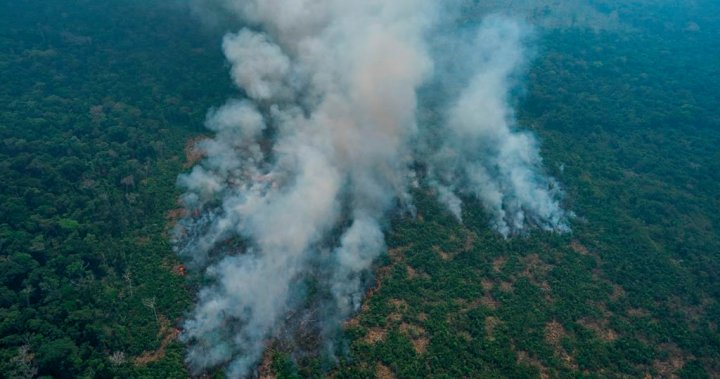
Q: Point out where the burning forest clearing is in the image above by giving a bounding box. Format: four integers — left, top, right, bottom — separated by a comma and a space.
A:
1, 0, 719, 378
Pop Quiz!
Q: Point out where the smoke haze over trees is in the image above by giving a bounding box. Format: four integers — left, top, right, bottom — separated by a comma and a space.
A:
0, 0, 719, 377
174, 1, 569, 376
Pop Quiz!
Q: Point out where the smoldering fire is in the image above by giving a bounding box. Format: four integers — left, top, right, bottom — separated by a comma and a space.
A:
174, 1, 568, 377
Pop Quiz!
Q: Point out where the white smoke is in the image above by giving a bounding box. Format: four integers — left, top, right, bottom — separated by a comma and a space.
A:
426, 16, 568, 236
223, 30, 292, 100
175, 1, 567, 377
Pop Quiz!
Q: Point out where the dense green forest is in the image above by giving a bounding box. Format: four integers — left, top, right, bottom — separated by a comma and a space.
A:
1, 0, 719, 378
327, 3, 720, 379
0, 1, 230, 377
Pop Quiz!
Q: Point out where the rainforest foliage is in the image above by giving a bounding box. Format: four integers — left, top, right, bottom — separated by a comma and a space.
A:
0, 1, 229, 377
328, 4, 720, 378
1, 0, 719, 378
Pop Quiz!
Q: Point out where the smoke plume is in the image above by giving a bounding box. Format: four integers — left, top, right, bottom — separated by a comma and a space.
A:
174, 1, 568, 377
425, 16, 568, 236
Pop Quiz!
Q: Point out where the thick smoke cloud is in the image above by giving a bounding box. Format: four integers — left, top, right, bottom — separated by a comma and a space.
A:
175, 1, 568, 377
426, 16, 568, 236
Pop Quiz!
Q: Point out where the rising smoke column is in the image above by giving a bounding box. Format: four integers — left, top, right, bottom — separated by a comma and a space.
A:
426, 15, 568, 236
176, 1, 435, 376
175, 1, 567, 377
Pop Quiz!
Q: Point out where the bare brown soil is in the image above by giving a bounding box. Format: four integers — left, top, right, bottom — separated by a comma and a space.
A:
134, 317, 179, 366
